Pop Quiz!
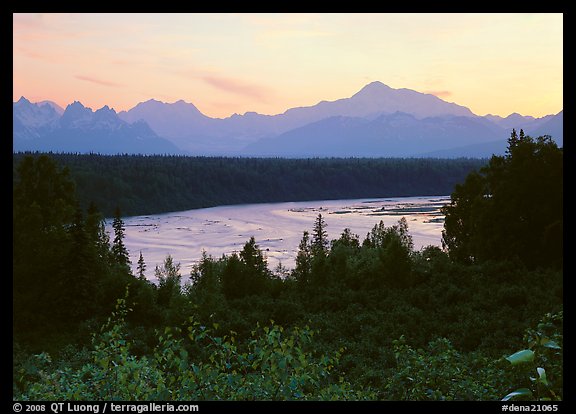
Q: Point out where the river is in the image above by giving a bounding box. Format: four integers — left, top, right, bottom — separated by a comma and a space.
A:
108, 195, 449, 282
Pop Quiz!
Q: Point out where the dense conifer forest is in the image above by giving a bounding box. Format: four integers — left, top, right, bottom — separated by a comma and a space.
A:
12, 153, 487, 217
13, 132, 562, 401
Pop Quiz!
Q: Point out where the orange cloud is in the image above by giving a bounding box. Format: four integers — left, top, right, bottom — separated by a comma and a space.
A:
201, 75, 270, 102
75, 75, 123, 88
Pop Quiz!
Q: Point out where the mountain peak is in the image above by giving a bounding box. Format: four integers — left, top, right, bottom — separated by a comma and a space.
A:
365, 80, 390, 89
96, 105, 116, 114
16, 96, 32, 105
60, 101, 94, 127
136, 99, 163, 107
346, 81, 475, 118
131, 98, 201, 112
13, 96, 61, 130
94, 105, 120, 125
503, 112, 536, 123
67, 101, 88, 110
353, 81, 392, 97
37, 100, 65, 115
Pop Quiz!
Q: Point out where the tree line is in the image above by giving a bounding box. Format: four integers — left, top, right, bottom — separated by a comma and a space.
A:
12, 153, 487, 217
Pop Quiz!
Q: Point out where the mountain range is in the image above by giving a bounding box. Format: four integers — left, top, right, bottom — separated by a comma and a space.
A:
13, 81, 563, 157
13, 97, 180, 155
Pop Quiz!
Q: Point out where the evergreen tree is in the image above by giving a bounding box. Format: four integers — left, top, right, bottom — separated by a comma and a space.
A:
363, 218, 412, 252
311, 214, 329, 257
331, 228, 360, 251
394, 217, 414, 252
60, 207, 98, 321
85, 201, 111, 262
155, 254, 182, 307
441, 172, 486, 263
273, 261, 291, 280
442, 131, 562, 268
111, 206, 131, 273
220, 238, 271, 300
506, 128, 527, 157
328, 228, 360, 283
13, 155, 77, 338
190, 251, 218, 291
310, 214, 330, 285
188, 251, 226, 321
506, 128, 519, 155
240, 236, 269, 277
221, 253, 244, 300
379, 231, 414, 289
293, 231, 312, 286
137, 251, 147, 280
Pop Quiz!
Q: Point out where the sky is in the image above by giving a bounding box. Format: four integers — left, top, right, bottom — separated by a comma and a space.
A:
13, 13, 563, 119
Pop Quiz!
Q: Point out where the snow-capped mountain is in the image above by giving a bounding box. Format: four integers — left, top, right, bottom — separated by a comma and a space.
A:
14, 82, 563, 157
13, 100, 181, 155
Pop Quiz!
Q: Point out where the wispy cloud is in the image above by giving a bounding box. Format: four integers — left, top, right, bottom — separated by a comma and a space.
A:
201, 75, 270, 101
14, 46, 54, 62
174, 67, 271, 101
75, 75, 123, 88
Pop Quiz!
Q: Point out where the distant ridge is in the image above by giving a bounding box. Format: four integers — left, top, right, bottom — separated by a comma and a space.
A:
14, 82, 563, 157
13, 99, 181, 155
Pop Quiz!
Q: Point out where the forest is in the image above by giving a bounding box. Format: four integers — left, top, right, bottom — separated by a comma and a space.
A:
12, 153, 487, 217
13, 131, 562, 402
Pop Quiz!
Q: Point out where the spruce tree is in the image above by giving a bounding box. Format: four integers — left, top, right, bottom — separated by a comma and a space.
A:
506, 128, 519, 155
85, 202, 111, 262
155, 254, 181, 306
13, 155, 77, 337
137, 251, 147, 280
312, 213, 328, 257
111, 206, 131, 273
61, 206, 97, 321
310, 214, 329, 286
294, 231, 312, 285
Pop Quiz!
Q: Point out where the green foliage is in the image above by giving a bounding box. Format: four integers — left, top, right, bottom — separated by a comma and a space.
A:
501, 310, 563, 401
155, 255, 182, 306
331, 228, 360, 251
16, 302, 373, 401
188, 251, 227, 321
364, 217, 413, 252
385, 336, 504, 400
13, 155, 78, 338
221, 238, 272, 300
13, 154, 77, 229
506, 350, 535, 365
442, 132, 562, 268
335, 218, 415, 289
13, 154, 157, 352
441, 171, 486, 263
13, 152, 562, 401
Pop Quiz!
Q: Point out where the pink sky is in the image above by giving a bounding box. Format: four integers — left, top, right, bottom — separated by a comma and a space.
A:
13, 13, 563, 118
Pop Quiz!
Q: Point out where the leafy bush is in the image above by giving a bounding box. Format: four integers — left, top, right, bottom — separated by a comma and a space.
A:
16, 298, 374, 401
384, 336, 504, 400
501, 309, 563, 401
